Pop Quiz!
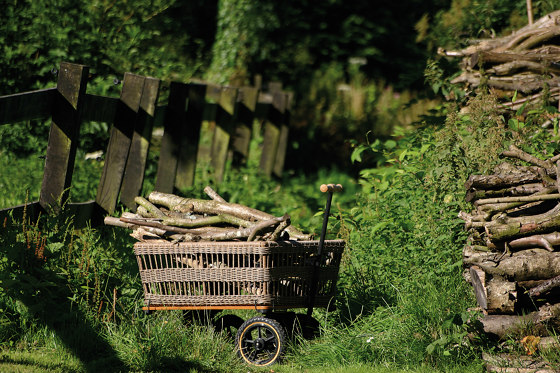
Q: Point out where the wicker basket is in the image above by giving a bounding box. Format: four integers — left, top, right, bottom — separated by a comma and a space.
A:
134, 240, 345, 310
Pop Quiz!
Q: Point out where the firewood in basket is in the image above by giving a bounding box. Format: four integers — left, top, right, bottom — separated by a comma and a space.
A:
148, 191, 310, 240
176, 255, 204, 268
134, 196, 166, 218
203, 186, 226, 203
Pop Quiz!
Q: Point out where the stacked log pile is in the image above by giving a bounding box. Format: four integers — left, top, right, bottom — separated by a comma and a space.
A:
459, 145, 560, 340
104, 186, 311, 242
440, 10, 560, 112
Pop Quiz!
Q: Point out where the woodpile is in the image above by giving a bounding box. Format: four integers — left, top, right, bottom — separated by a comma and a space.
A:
440, 10, 560, 112
104, 186, 311, 242
459, 145, 560, 340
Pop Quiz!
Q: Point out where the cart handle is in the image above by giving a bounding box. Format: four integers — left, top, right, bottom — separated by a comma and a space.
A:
320, 184, 343, 193
307, 183, 343, 316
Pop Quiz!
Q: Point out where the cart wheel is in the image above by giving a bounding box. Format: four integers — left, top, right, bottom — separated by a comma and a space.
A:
213, 314, 243, 339
236, 316, 286, 366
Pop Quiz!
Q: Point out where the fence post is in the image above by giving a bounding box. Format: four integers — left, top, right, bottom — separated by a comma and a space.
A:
154, 82, 187, 193
259, 91, 286, 177
273, 92, 291, 178
231, 86, 259, 167
210, 86, 238, 182
175, 83, 206, 190
39, 62, 89, 212
96, 73, 145, 214
119, 77, 160, 211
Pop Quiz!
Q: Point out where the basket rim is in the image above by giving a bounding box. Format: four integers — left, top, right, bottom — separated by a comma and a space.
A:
134, 239, 346, 249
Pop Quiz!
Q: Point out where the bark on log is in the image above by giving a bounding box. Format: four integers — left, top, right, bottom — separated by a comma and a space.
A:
438, 10, 560, 57
134, 196, 166, 218
478, 303, 560, 339
203, 186, 226, 203
485, 212, 560, 241
528, 274, 560, 298
508, 232, 560, 252
464, 172, 543, 190
475, 193, 560, 206
486, 276, 517, 314
470, 250, 560, 281
470, 266, 488, 310
501, 145, 554, 171
451, 72, 560, 93
119, 217, 201, 241
466, 183, 549, 203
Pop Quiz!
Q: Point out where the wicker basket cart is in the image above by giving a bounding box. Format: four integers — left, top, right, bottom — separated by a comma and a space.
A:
134, 184, 345, 366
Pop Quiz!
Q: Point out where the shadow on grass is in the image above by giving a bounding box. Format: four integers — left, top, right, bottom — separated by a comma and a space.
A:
0, 218, 213, 373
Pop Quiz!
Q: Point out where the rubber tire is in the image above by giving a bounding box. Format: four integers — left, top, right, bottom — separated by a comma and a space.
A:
236, 316, 286, 367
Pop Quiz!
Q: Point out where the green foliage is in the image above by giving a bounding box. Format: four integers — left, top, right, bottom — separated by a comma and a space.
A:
206, 0, 278, 84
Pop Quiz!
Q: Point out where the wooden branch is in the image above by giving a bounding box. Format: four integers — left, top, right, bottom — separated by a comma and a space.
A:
104, 216, 178, 238
247, 215, 289, 241
464, 171, 542, 190
134, 196, 166, 218
268, 214, 291, 241
203, 186, 226, 203
469, 250, 560, 281
466, 183, 549, 203
501, 145, 553, 171
440, 10, 560, 57
486, 60, 560, 76
508, 232, 560, 252
478, 303, 560, 339
119, 217, 201, 240
475, 193, 560, 206
485, 212, 560, 242
161, 214, 252, 229
513, 26, 560, 51
528, 274, 560, 297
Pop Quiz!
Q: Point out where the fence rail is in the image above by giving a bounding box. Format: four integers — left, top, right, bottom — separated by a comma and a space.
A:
0, 62, 291, 227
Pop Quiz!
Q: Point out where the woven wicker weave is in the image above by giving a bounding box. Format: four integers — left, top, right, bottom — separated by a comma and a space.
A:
134, 240, 345, 310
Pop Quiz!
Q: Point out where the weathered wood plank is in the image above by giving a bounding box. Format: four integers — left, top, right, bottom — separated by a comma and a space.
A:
231, 86, 259, 166
39, 62, 89, 212
0, 88, 55, 125
211, 86, 238, 182
0, 201, 41, 224
82, 94, 118, 123
259, 92, 286, 177
175, 83, 206, 190
66, 200, 104, 228
96, 73, 145, 214
273, 92, 290, 177
120, 77, 161, 211
154, 82, 188, 193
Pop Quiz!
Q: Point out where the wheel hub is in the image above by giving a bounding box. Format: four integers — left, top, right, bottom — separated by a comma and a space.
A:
255, 338, 265, 350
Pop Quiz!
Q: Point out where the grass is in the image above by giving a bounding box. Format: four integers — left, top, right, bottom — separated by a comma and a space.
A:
0, 149, 485, 372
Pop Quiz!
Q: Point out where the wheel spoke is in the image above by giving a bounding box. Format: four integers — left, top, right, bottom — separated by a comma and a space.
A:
248, 350, 258, 361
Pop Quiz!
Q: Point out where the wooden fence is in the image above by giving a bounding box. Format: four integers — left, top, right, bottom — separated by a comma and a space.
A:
0, 62, 291, 227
